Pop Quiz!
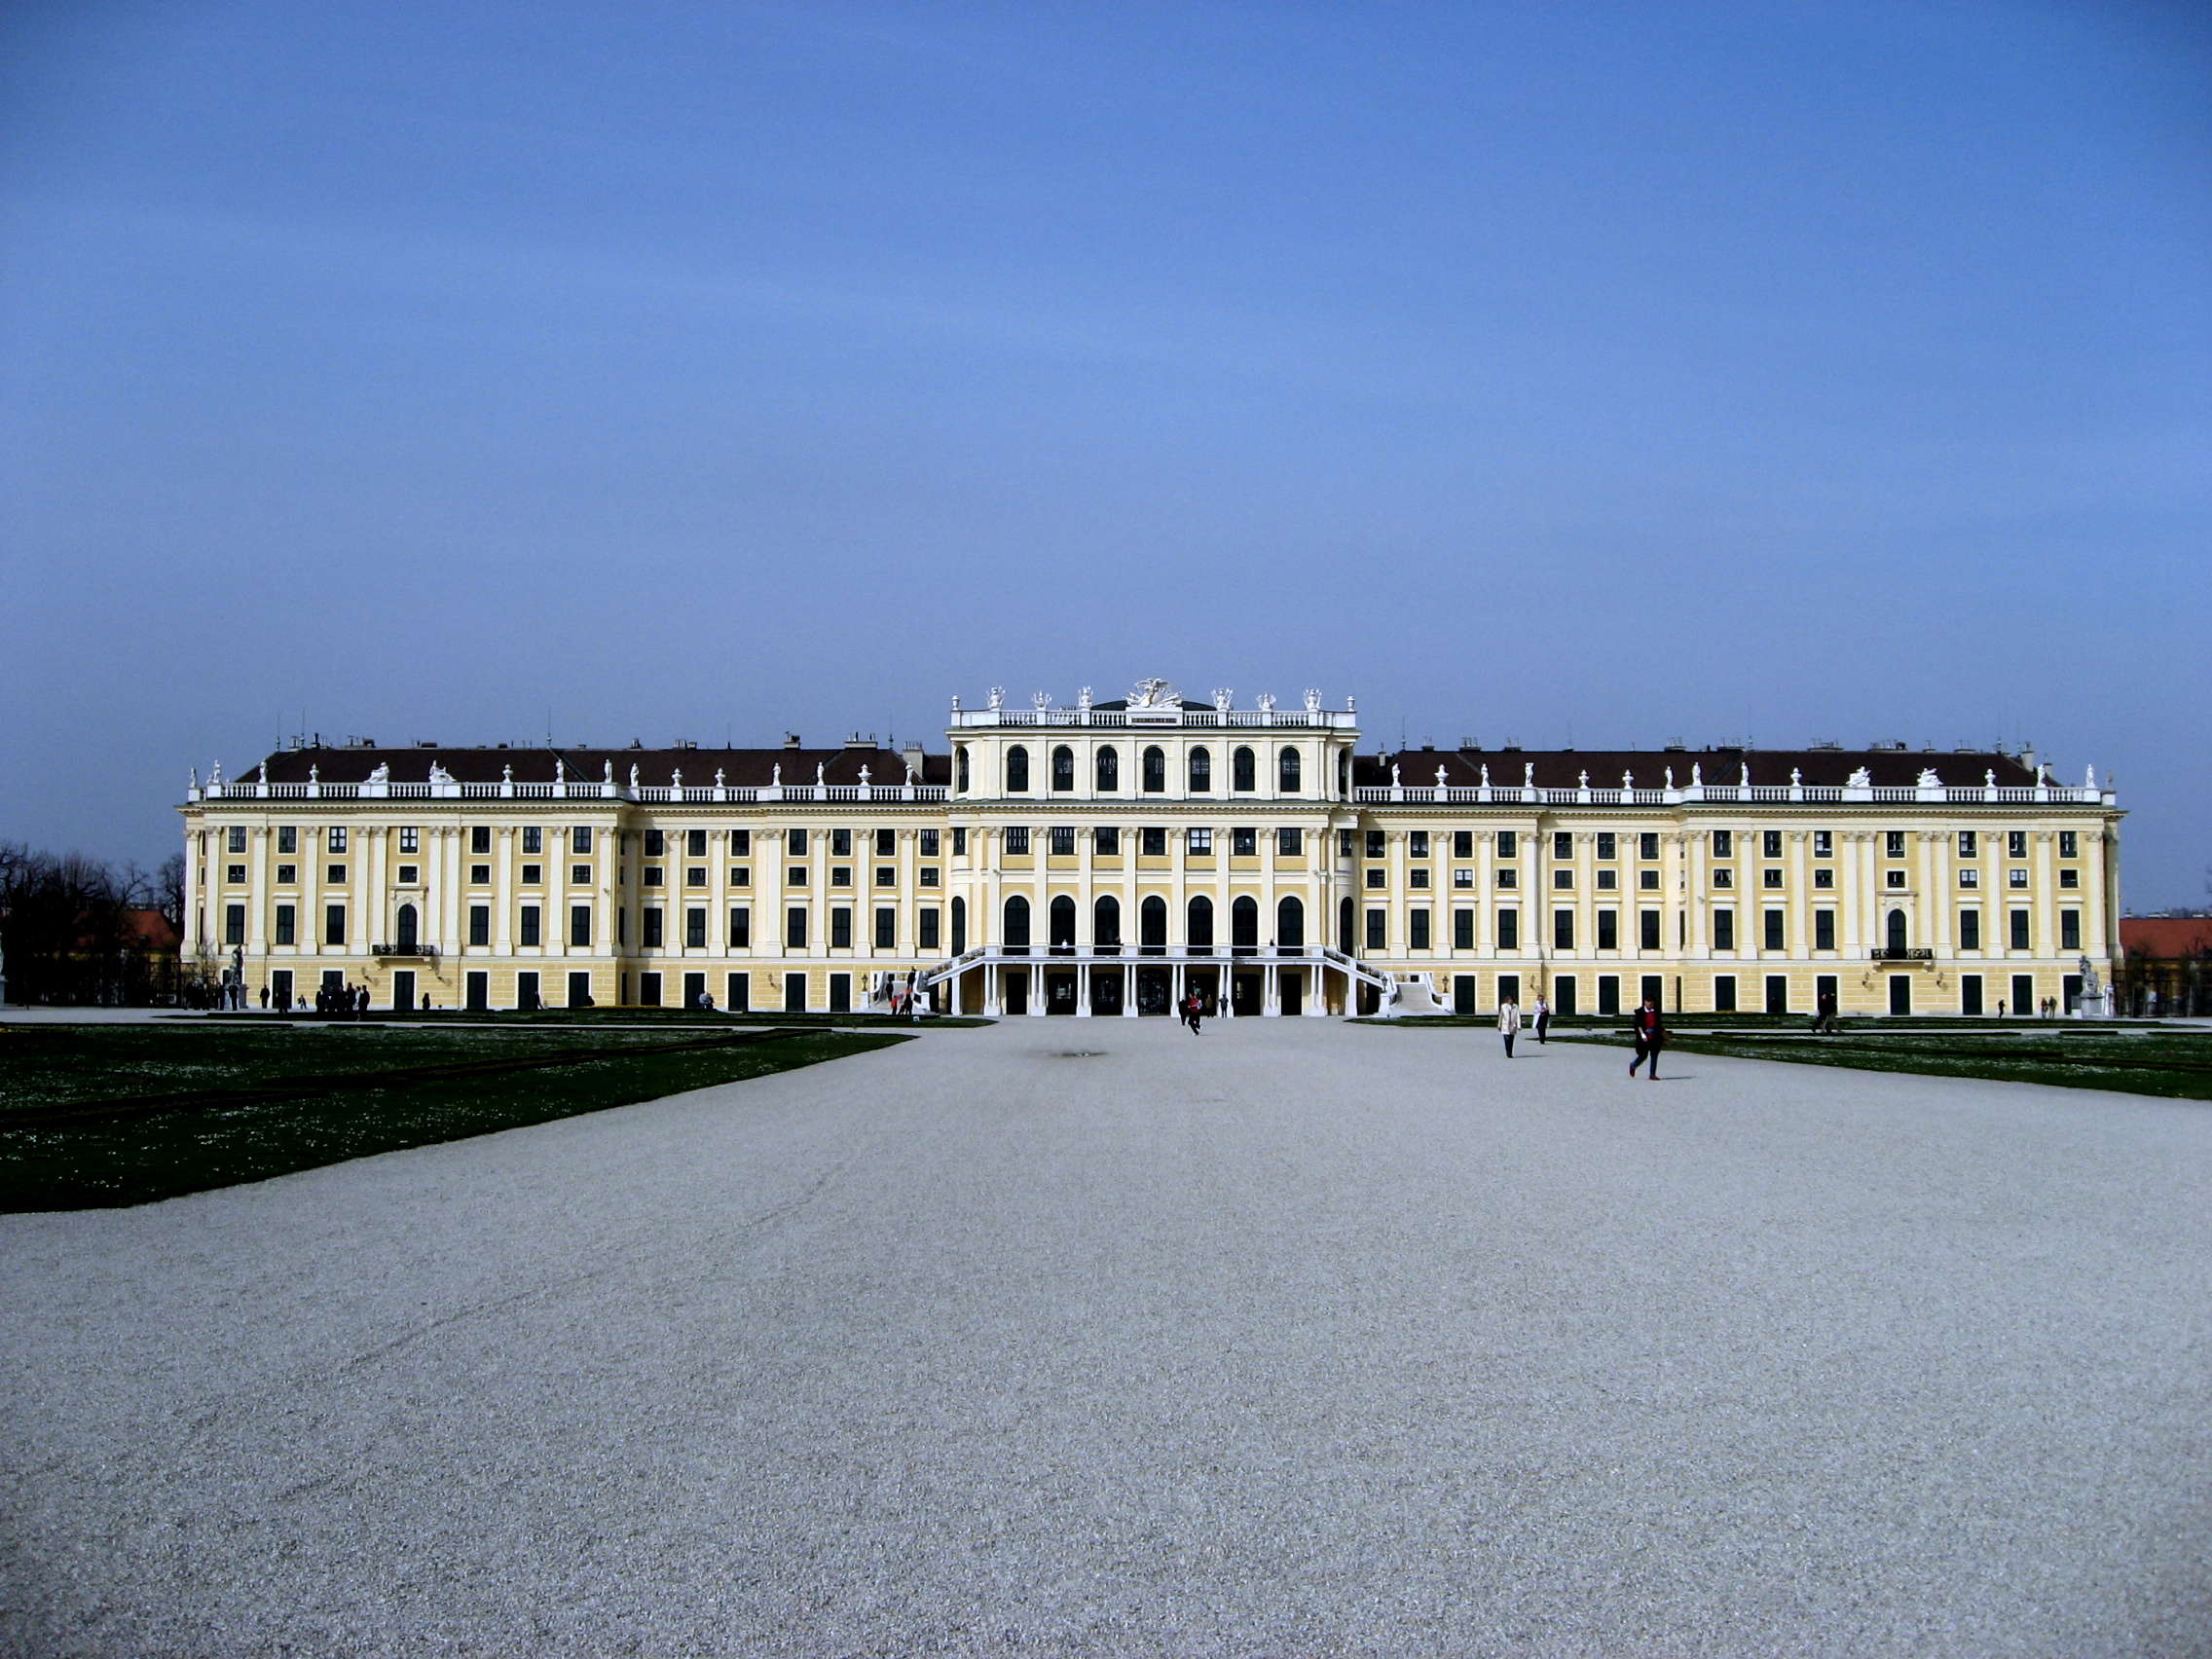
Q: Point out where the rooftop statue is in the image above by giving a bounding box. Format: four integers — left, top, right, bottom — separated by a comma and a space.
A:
1257, 692, 1276, 713
1212, 687, 1233, 712
1917, 767, 1941, 789
1129, 678, 1181, 709
987, 685, 1004, 710
630, 763, 641, 789
1847, 765, 1871, 788
1305, 688, 1322, 713
366, 761, 390, 785
427, 761, 454, 785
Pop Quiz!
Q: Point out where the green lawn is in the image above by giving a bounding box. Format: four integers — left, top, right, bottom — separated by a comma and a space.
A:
1551, 1028, 2212, 1102
0, 1022, 912, 1212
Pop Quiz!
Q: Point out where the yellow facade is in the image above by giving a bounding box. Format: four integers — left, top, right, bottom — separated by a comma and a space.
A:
180, 681, 2121, 1018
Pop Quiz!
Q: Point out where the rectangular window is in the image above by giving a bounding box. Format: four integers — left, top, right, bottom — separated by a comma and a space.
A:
1958, 830, 1977, 858
1554, 909, 1574, 950
788, 866, 807, 886
1232, 828, 1257, 857
1495, 868, 1517, 889
525, 827, 545, 855
1596, 869, 1616, 890
572, 865, 590, 885
1641, 868, 1661, 890
1366, 830, 1385, 859
788, 907, 807, 949
685, 829, 706, 858
644, 866, 663, 887
1497, 830, 1518, 859
1553, 868, 1573, 890
1454, 908, 1474, 948
1410, 909, 1431, 949
869, 865, 892, 886
1365, 868, 1385, 888
1762, 830, 1782, 858
645, 830, 668, 858
727, 906, 750, 946
468, 904, 489, 946
2008, 830, 2027, 859
723, 973, 748, 1012
328, 826, 347, 852
727, 830, 749, 855
2058, 830, 2078, 859
277, 826, 297, 854
1812, 830, 1831, 857
1712, 829, 1732, 857
227, 865, 246, 884
325, 903, 347, 945
1596, 831, 1615, 861
875, 829, 895, 857
2059, 868, 2079, 889
919, 830, 939, 857
275, 904, 295, 945
519, 905, 541, 946
1713, 974, 1737, 1012
831, 829, 852, 857
470, 826, 491, 854
1496, 908, 1519, 949
1714, 909, 1736, 950
1365, 908, 1385, 949
1640, 831, 1660, 861
788, 828, 806, 857
1277, 828, 1302, 856
874, 907, 896, 948
1141, 828, 1165, 857
1188, 828, 1213, 855
223, 903, 245, 945
1094, 827, 1119, 855
1763, 908, 1785, 950
1815, 909, 1835, 950
1597, 909, 1617, 949
686, 907, 707, 948
1454, 830, 1473, 859
642, 909, 664, 948
1454, 867, 1473, 888
227, 825, 246, 853
1553, 831, 1572, 860
729, 866, 750, 886
919, 867, 940, 887
1409, 830, 1429, 857
830, 974, 851, 1014
919, 908, 940, 949
2009, 909, 2030, 950
952, 829, 967, 856
1813, 868, 1833, 889
2009, 867, 2029, 889
568, 826, 589, 854
276, 865, 296, 885
1338, 829, 1356, 858
1410, 869, 1430, 889
685, 867, 707, 887
399, 827, 419, 853
1762, 867, 1783, 889
2060, 909, 2081, 951
1886, 830, 1905, 857
1641, 909, 1661, 950
830, 907, 852, 948
571, 904, 592, 946
1049, 827, 1075, 856
1959, 868, 1978, 888
1006, 827, 1031, 855
1960, 910, 1981, 949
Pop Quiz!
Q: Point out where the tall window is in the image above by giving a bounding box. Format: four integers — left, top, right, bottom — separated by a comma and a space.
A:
1277, 828, 1302, 857
1278, 896, 1304, 946
1766, 909, 1787, 950
1233, 747, 1256, 792
1003, 895, 1031, 948
1887, 909, 1907, 953
1712, 829, 1732, 857
1051, 896, 1076, 950
1814, 909, 1834, 950
1187, 896, 1214, 949
1453, 908, 1474, 949
573, 826, 593, 853
1554, 909, 1574, 950
2060, 909, 2081, 951
1095, 746, 1119, 791
830, 908, 852, 948
1959, 909, 1980, 950
518, 905, 538, 946
1597, 910, 1618, 950
686, 907, 708, 948
571, 904, 592, 946
955, 747, 970, 793
1232, 896, 1259, 952
1189, 747, 1211, 792
787, 907, 807, 949
1713, 909, 1735, 949
325, 903, 346, 944
468, 904, 490, 946
277, 826, 297, 854
1141, 896, 1167, 950
275, 904, 295, 945
1496, 908, 1518, 949
950, 896, 967, 953
1958, 830, 1977, 858
1365, 907, 1385, 949
919, 908, 940, 950
1142, 746, 1166, 793
1093, 895, 1120, 947
1641, 909, 1662, 949
1051, 745, 1074, 792
227, 825, 247, 853
1006, 746, 1029, 792
643, 909, 664, 947
470, 825, 491, 854
1278, 747, 1301, 791
224, 903, 245, 945
399, 827, 419, 854
875, 906, 896, 948
1410, 909, 1430, 949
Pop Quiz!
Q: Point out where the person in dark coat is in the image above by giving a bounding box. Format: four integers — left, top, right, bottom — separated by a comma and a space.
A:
1628, 996, 1666, 1080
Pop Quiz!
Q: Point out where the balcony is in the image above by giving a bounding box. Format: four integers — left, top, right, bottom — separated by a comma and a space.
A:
372, 942, 441, 960
1868, 947, 1934, 963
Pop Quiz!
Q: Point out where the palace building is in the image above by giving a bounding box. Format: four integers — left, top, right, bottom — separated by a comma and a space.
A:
179, 679, 2122, 1019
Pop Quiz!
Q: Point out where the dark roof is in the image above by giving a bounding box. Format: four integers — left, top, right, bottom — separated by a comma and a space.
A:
248, 743, 936, 790
1363, 747, 2042, 791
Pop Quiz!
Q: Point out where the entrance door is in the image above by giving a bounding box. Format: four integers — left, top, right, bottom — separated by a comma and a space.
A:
465, 971, 489, 1011
1889, 976, 1912, 1015
517, 971, 539, 1012
685, 971, 708, 1010
830, 973, 851, 1013
1960, 974, 1982, 1015
1598, 976, 1620, 1015
1279, 969, 1303, 1014
1815, 974, 1837, 1017
391, 970, 416, 1013
1005, 971, 1027, 1015
1135, 967, 1171, 1014
784, 972, 807, 1012
1454, 975, 1476, 1014
640, 972, 661, 1007
1232, 973, 1263, 1016
2010, 975, 2034, 1017
1553, 977, 1577, 1015
2062, 973, 2083, 1013
569, 971, 594, 1009
1091, 970, 1123, 1016
1046, 973, 1077, 1014
272, 969, 293, 1011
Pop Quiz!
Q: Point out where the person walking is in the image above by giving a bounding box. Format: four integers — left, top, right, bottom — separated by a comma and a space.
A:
1532, 994, 1551, 1045
1497, 996, 1520, 1058
1628, 995, 1666, 1080
1182, 989, 1204, 1034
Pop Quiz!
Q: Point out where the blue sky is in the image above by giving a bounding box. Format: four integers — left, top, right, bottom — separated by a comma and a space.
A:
4, 1, 2207, 903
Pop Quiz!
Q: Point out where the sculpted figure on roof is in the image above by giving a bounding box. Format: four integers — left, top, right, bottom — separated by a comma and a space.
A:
1129, 678, 1181, 709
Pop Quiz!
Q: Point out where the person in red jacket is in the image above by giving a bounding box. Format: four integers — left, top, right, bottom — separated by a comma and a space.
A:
1628, 997, 1666, 1081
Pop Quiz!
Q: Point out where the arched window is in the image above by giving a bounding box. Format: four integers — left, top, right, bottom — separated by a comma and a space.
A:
1277, 896, 1305, 947
1337, 751, 1349, 797
1004, 895, 1031, 949
1006, 745, 1029, 793
1051, 745, 1075, 792
1188, 896, 1214, 949
1140, 896, 1167, 951
1279, 746, 1302, 792
1189, 746, 1212, 793
955, 746, 970, 794
1142, 746, 1166, 793
1232, 896, 1260, 953
395, 903, 418, 949
1094, 895, 1121, 949
1095, 746, 1119, 792
1340, 897, 1355, 951
1888, 909, 1908, 953
1051, 895, 1077, 952
1233, 746, 1256, 792
951, 896, 967, 954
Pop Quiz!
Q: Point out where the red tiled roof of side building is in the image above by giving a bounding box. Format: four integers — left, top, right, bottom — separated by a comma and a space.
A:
2120, 917, 2212, 960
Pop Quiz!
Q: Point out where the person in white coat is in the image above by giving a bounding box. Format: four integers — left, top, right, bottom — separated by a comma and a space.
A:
1497, 997, 1521, 1058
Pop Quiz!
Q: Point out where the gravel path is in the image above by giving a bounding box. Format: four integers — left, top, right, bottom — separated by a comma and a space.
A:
4, 1018, 2207, 1656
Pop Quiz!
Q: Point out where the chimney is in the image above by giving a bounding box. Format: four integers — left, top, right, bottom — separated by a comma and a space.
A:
902, 740, 926, 773
784, 732, 802, 751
